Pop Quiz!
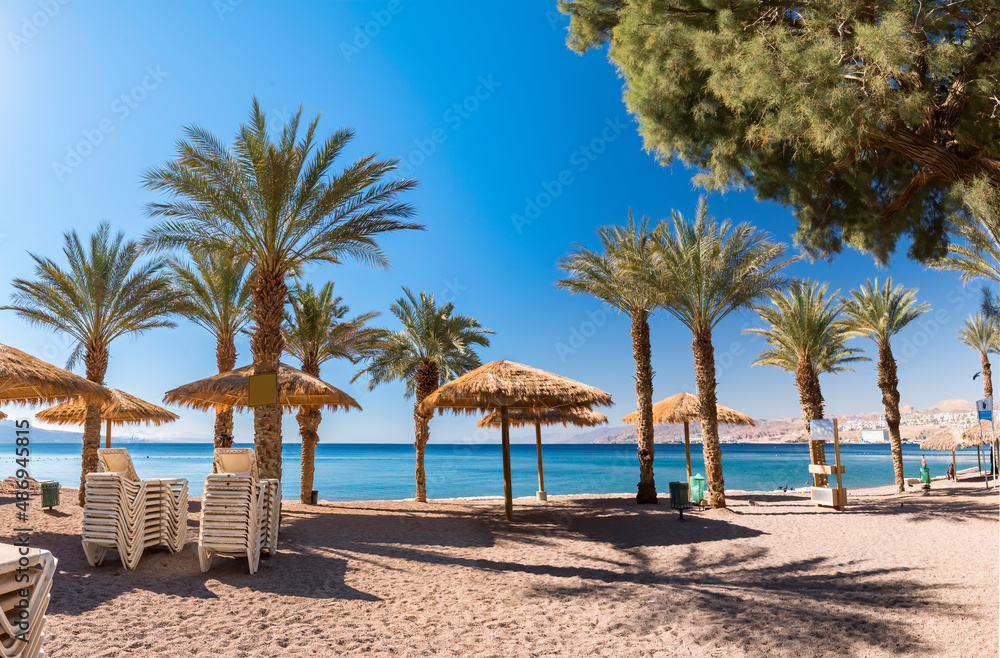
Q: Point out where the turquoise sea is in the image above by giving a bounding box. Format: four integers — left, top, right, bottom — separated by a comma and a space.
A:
3, 441, 991, 501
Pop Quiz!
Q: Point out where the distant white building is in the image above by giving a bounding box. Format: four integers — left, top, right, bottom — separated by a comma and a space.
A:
861, 429, 890, 443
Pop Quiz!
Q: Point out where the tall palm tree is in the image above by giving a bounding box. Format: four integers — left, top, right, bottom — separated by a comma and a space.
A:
142, 98, 421, 480
929, 210, 1000, 317
958, 313, 999, 399
4, 222, 181, 504
648, 199, 798, 509
284, 282, 385, 504
354, 288, 492, 502
557, 213, 661, 503
167, 247, 253, 448
745, 280, 868, 486
841, 278, 930, 493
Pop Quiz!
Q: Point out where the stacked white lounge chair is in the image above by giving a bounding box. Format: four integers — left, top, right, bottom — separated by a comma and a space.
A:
81, 448, 188, 570
198, 448, 280, 575
0, 544, 56, 658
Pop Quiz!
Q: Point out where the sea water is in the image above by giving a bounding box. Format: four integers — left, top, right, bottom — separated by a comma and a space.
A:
3, 442, 989, 501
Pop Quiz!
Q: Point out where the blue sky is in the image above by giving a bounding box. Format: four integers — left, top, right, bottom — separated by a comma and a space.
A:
0, 1, 987, 444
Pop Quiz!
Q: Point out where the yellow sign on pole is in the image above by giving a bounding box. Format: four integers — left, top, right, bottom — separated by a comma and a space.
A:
248, 372, 278, 407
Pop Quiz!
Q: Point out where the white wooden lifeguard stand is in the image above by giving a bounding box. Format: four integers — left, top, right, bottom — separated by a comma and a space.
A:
809, 418, 846, 510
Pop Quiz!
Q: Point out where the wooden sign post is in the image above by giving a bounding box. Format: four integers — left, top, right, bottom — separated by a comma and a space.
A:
808, 418, 846, 511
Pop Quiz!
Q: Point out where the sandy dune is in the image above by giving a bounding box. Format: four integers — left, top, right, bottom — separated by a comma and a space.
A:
2, 479, 997, 657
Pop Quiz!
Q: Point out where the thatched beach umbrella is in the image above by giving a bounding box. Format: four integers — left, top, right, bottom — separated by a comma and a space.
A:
478, 407, 608, 501
0, 343, 109, 405
37, 388, 178, 448
418, 360, 613, 520
920, 427, 971, 479
961, 421, 995, 474
622, 392, 755, 492
164, 362, 360, 468
164, 362, 361, 412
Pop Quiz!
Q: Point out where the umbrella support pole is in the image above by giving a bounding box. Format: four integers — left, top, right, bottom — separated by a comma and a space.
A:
501, 406, 513, 521
105, 420, 111, 449
684, 422, 692, 498
534, 422, 546, 502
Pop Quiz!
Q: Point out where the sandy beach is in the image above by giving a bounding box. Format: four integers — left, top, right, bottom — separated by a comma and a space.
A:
2, 479, 997, 657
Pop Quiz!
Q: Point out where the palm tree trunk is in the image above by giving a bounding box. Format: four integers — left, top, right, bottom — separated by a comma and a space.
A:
250, 267, 287, 481
877, 341, 906, 493
297, 357, 322, 504
982, 351, 993, 399
413, 360, 439, 503
297, 407, 322, 503
796, 356, 828, 486
632, 312, 657, 503
79, 341, 109, 506
214, 333, 237, 448
692, 328, 726, 508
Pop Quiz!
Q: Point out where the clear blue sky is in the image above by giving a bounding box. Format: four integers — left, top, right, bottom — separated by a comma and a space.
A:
0, 1, 985, 444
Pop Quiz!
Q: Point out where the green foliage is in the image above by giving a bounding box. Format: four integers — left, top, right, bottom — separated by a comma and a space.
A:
556, 211, 659, 318
840, 277, 931, 346
142, 97, 422, 273
931, 180, 1000, 283
167, 247, 253, 343
560, 0, 1000, 263
647, 198, 799, 332
4, 222, 181, 369
957, 312, 999, 355
746, 279, 868, 373
283, 282, 386, 368
354, 288, 493, 398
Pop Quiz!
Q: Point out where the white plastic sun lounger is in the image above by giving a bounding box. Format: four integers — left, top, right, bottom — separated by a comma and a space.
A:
197, 448, 280, 574
0, 544, 56, 658
81, 448, 188, 570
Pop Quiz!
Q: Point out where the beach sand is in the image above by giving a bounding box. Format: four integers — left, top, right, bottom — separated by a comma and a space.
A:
2, 479, 997, 657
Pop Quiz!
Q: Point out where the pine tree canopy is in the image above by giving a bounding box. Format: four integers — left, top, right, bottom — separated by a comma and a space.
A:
560, 0, 1000, 263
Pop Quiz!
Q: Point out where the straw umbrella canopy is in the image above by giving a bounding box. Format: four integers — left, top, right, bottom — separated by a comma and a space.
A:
622, 392, 755, 491
0, 343, 110, 406
37, 388, 179, 449
163, 362, 361, 413
961, 421, 995, 476
418, 360, 613, 520
477, 407, 608, 501
0, 410, 6, 420
920, 426, 971, 479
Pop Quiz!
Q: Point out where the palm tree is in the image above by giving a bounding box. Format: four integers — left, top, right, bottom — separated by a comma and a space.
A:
4, 223, 181, 504
142, 98, 421, 480
648, 199, 798, 509
167, 247, 253, 448
745, 280, 868, 486
958, 313, 999, 399
557, 213, 661, 503
841, 278, 930, 493
284, 282, 385, 504
354, 288, 492, 502
928, 210, 1000, 317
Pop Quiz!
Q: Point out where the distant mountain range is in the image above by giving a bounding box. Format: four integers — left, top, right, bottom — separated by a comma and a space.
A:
563, 398, 983, 445
2, 398, 983, 445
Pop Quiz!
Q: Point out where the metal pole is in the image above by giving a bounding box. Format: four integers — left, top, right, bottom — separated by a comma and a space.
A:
684, 421, 692, 495
534, 422, 546, 501
501, 406, 513, 521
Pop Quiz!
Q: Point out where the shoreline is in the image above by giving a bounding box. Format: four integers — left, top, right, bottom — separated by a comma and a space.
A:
5, 478, 996, 656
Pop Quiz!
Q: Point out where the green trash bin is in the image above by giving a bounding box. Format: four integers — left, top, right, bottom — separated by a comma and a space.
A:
690, 473, 706, 504
40, 481, 59, 510
919, 467, 931, 484
669, 481, 690, 520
